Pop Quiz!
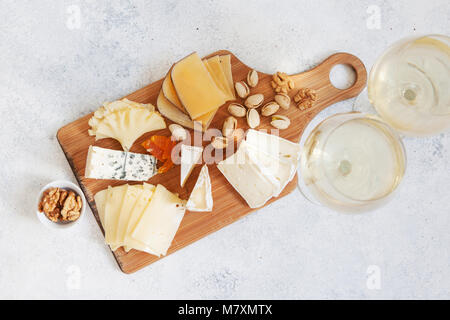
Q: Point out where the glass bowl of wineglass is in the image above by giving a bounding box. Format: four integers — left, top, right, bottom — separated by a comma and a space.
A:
298, 112, 406, 213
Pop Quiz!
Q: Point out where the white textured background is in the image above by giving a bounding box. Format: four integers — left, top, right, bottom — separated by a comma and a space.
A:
0, 0, 449, 299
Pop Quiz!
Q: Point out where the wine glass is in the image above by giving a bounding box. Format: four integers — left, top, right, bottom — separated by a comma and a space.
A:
298, 112, 406, 213
355, 34, 450, 136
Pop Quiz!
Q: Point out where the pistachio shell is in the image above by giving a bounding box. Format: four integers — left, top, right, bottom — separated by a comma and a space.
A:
222, 116, 237, 137
227, 103, 246, 117
261, 101, 280, 116
244, 94, 264, 109
246, 109, 260, 129
247, 69, 258, 87
211, 136, 229, 149
274, 93, 291, 110
270, 114, 290, 129
235, 81, 250, 99
168, 124, 187, 141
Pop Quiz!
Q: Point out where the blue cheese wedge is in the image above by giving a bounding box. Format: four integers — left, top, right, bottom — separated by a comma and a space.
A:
85, 146, 157, 181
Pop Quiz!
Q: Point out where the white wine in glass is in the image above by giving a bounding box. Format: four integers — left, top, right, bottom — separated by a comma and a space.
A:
299, 113, 406, 212
368, 35, 450, 136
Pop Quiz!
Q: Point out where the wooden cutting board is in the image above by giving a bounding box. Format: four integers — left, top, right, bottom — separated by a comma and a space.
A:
57, 50, 366, 273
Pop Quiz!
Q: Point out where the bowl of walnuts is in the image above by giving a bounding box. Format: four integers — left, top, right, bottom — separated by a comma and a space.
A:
37, 180, 86, 229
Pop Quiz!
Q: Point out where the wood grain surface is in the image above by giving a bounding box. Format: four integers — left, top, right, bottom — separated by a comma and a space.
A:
57, 50, 367, 273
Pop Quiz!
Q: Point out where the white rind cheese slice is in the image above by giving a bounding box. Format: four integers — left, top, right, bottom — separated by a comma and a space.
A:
187, 165, 213, 212
217, 142, 278, 208
246, 129, 301, 166
131, 184, 186, 256
85, 146, 157, 181
180, 144, 203, 187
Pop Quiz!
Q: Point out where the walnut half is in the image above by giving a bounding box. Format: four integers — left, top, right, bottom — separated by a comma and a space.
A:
38, 187, 82, 223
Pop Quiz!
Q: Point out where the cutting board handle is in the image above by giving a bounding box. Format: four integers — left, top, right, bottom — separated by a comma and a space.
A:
290, 52, 367, 118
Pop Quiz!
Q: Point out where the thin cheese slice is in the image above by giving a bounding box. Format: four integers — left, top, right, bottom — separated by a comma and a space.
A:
171, 52, 226, 119
203, 59, 228, 97
115, 185, 142, 245
104, 185, 128, 246
180, 145, 203, 187
94, 189, 108, 227
186, 165, 213, 212
206, 55, 234, 101
123, 184, 155, 247
132, 184, 186, 256
162, 71, 185, 112
219, 55, 235, 99
217, 142, 278, 208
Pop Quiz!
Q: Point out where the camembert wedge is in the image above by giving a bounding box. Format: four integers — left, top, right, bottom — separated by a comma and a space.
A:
187, 165, 213, 212
180, 144, 203, 187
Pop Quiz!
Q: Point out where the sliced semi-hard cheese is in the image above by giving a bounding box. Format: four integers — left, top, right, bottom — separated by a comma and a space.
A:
207, 55, 234, 101
104, 184, 128, 247
203, 59, 228, 97
171, 52, 226, 119
219, 55, 235, 99
162, 71, 185, 112
131, 184, 186, 256
115, 185, 142, 245
180, 144, 203, 187
94, 189, 108, 227
85, 146, 157, 181
217, 142, 278, 208
187, 165, 213, 212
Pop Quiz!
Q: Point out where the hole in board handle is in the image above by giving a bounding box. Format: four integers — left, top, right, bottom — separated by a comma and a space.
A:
329, 64, 357, 90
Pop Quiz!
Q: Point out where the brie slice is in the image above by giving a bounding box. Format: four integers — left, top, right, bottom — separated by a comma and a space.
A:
187, 165, 213, 212
180, 144, 203, 187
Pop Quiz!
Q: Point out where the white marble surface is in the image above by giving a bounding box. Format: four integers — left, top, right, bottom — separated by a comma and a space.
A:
1, 0, 449, 299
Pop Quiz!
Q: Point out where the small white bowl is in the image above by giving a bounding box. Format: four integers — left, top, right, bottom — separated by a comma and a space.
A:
36, 180, 86, 229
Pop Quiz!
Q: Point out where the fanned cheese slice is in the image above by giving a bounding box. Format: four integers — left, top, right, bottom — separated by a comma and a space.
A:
180, 144, 203, 187
104, 185, 128, 247
171, 52, 226, 119
217, 142, 278, 208
219, 55, 235, 99
131, 184, 186, 256
206, 55, 234, 101
187, 165, 213, 212
162, 71, 185, 112
88, 99, 166, 151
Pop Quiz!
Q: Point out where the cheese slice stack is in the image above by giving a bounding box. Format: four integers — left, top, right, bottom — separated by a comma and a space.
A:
94, 183, 186, 256
157, 53, 235, 131
217, 130, 301, 208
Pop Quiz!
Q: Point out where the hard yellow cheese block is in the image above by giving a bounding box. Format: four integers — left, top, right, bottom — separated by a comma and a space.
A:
171, 52, 226, 119
203, 59, 229, 98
